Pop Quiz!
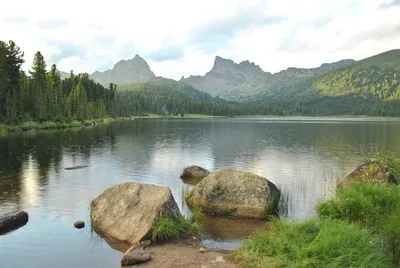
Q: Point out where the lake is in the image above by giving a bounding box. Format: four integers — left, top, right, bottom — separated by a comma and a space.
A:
1, 117, 400, 268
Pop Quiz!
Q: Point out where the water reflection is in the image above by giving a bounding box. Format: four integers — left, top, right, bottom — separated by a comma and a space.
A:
1, 118, 400, 268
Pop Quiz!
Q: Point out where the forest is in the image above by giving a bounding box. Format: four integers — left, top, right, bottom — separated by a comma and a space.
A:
0, 40, 115, 124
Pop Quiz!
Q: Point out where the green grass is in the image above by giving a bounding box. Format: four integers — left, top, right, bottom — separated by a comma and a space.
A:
317, 182, 400, 264
0, 117, 134, 133
151, 213, 203, 242
364, 152, 400, 184
233, 217, 393, 268
189, 206, 204, 222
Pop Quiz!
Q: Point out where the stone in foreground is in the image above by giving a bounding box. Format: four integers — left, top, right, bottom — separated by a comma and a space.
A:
90, 182, 180, 244
186, 168, 280, 219
0, 210, 29, 235
180, 165, 211, 179
121, 244, 152, 266
74, 220, 85, 229
340, 160, 396, 187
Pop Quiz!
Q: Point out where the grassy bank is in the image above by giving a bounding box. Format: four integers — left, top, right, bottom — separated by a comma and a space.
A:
0, 116, 134, 133
233, 154, 400, 267
132, 113, 227, 119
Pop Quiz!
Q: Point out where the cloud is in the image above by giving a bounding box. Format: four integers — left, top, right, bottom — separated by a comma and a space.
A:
1, 0, 400, 80
4, 16, 28, 24
47, 42, 85, 63
37, 19, 68, 30
379, 0, 400, 8
146, 45, 186, 62
188, 1, 286, 54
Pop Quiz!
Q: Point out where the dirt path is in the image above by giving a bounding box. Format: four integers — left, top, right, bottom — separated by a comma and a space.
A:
135, 243, 239, 268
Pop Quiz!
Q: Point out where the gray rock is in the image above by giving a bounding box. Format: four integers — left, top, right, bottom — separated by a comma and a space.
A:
180, 165, 211, 179
0, 210, 29, 235
90, 182, 181, 244
186, 168, 280, 219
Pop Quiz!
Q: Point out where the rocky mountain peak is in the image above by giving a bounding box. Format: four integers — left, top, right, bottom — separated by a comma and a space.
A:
89, 54, 156, 86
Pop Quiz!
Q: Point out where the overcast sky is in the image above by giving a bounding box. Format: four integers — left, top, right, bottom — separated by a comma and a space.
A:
1, 0, 400, 79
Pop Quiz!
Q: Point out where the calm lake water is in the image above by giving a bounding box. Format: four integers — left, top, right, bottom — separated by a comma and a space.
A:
1, 117, 400, 268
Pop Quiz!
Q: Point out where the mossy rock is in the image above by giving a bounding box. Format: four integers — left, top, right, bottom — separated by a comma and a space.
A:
339, 160, 396, 188
186, 168, 280, 219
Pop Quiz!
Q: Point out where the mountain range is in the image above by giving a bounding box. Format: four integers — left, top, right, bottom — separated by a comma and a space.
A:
58, 48, 400, 115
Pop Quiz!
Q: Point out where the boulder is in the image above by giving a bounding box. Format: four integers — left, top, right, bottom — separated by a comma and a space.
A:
121, 244, 152, 266
180, 165, 211, 179
340, 160, 396, 187
186, 168, 280, 219
90, 182, 181, 244
74, 220, 85, 229
0, 210, 29, 235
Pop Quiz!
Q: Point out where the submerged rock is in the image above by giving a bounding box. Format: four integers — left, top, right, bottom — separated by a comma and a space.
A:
180, 165, 211, 179
341, 160, 396, 186
90, 182, 181, 244
65, 165, 88, 170
121, 244, 152, 266
74, 220, 85, 229
0, 210, 29, 235
186, 168, 280, 219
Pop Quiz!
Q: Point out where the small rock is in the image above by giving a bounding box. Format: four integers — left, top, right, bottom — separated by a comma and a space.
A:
180, 165, 211, 179
192, 236, 197, 240
121, 245, 152, 266
199, 247, 206, 253
137, 240, 151, 247
74, 220, 85, 229
215, 256, 226, 263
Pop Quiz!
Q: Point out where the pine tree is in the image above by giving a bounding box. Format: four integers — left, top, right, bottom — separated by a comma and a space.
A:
30, 51, 47, 119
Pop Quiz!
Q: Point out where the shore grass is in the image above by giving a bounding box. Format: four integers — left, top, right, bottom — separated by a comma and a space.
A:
233, 217, 393, 268
0, 117, 134, 133
133, 113, 226, 119
234, 153, 400, 267
151, 214, 203, 242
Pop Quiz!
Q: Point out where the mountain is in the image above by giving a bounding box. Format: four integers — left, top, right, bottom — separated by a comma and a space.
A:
89, 54, 156, 86
255, 50, 400, 116
180, 56, 355, 101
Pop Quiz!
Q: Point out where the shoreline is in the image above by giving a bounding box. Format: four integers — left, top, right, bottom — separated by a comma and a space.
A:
1, 113, 399, 134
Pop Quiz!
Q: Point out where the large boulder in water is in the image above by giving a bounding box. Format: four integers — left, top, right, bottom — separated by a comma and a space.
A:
90, 182, 181, 244
186, 168, 280, 219
180, 165, 211, 179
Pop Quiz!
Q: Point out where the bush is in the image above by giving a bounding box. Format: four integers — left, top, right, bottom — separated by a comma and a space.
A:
233, 218, 393, 268
151, 214, 202, 242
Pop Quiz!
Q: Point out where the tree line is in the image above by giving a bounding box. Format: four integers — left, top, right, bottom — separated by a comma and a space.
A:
0, 40, 115, 124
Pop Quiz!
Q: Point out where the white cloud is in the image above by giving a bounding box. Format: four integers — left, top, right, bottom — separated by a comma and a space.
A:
1, 0, 400, 79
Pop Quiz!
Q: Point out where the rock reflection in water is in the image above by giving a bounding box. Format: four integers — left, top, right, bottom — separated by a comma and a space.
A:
197, 215, 266, 240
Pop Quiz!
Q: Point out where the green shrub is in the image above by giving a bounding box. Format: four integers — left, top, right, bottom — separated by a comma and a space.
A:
151, 214, 202, 242
233, 218, 393, 268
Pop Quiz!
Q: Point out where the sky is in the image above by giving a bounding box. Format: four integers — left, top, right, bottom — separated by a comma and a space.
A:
1, 0, 400, 80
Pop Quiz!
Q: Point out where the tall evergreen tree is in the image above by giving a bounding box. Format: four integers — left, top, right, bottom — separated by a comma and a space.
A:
29, 51, 47, 119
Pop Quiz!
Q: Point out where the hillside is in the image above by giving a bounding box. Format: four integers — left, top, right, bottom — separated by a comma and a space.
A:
114, 77, 237, 116
253, 50, 400, 116
353, 49, 400, 70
